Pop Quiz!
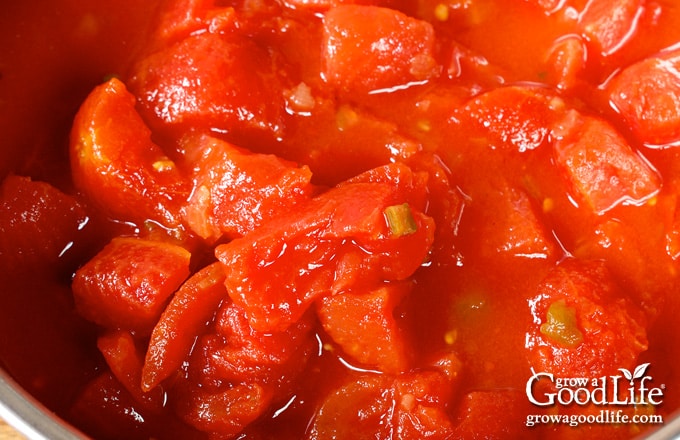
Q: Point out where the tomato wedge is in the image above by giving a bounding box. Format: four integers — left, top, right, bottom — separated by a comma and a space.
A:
70, 77, 189, 230
98, 330, 165, 411
142, 262, 227, 391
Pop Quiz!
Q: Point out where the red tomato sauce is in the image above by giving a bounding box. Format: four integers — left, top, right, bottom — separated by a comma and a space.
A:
2, 0, 680, 439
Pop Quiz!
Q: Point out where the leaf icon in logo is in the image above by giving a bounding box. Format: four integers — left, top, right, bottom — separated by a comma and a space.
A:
619, 363, 651, 385
619, 368, 633, 382
633, 362, 651, 380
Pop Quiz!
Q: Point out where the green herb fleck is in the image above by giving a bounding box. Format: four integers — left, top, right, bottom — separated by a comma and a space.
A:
384, 203, 418, 237
540, 299, 583, 349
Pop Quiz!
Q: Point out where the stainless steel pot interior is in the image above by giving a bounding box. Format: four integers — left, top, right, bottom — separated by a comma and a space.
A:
0, 367, 87, 440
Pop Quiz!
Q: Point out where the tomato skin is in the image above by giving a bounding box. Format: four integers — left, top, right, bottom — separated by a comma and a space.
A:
70, 77, 189, 230
552, 111, 660, 214
142, 262, 227, 391
322, 5, 440, 96
608, 49, 680, 146
526, 260, 648, 379
72, 237, 191, 333
170, 303, 315, 438
190, 302, 316, 386
215, 163, 434, 332
182, 135, 315, 242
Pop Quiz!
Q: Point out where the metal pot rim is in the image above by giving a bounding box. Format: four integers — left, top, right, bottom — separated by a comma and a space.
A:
0, 367, 87, 440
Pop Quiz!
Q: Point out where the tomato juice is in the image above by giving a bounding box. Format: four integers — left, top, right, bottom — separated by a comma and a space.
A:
2, 0, 680, 439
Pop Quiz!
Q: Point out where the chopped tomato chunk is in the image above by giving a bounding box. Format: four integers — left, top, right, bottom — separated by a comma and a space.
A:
306, 375, 396, 439
552, 111, 660, 214
451, 390, 529, 439
544, 35, 587, 91
459, 86, 563, 153
573, 213, 676, 316
129, 31, 285, 141
464, 179, 558, 261
72, 237, 191, 333
308, 355, 459, 439
0, 175, 88, 273
215, 163, 434, 332
164, 289, 316, 438
403, 154, 465, 265
322, 5, 440, 96
70, 373, 167, 440
70, 77, 189, 231
149, 0, 233, 46
70, 370, 205, 440
578, 0, 643, 56
526, 260, 648, 378
190, 302, 316, 385
182, 135, 315, 242
282, 0, 380, 11
286, 100, 423, 184
608, 49, 680, 146
392, 369, 456, 438
317, 282, 412, 373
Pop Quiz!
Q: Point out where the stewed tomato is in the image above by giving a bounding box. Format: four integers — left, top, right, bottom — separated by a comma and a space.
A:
2, 0, 680, 439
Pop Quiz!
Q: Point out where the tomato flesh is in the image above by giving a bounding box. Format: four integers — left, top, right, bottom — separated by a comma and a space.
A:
72, 237, 191, 333
70, 78, 189, 231
322, 5, 439, 96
